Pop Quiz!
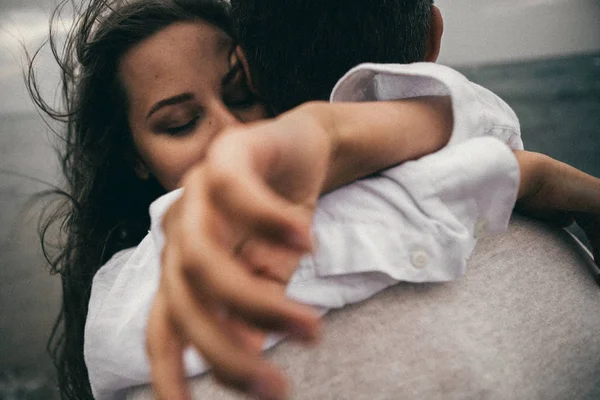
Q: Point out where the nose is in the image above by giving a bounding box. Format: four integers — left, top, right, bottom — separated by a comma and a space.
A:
210, 102, 242, 132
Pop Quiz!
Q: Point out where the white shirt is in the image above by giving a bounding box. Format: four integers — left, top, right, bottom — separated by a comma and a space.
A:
85, 62, 522, 400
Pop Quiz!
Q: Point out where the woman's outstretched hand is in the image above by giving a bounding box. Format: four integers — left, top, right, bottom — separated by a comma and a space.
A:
146, 112, 335, 400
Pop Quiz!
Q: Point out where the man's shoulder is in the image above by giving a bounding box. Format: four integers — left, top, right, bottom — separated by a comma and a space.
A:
128, 215, 600, 399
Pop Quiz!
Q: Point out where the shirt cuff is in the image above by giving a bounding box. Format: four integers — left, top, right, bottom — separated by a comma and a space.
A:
330, 62, 485, 147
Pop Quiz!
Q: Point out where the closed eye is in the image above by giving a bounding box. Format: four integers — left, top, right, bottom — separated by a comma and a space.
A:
164, 116, 200, 136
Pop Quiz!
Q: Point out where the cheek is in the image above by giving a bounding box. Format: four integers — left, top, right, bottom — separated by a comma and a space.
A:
133, 130, 207, 191
147, 143, 206, 191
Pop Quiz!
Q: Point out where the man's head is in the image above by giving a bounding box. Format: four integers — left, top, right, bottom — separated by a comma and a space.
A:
231, 0, 442, 114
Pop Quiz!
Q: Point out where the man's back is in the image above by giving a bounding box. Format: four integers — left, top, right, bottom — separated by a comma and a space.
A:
130, 214, 600, 399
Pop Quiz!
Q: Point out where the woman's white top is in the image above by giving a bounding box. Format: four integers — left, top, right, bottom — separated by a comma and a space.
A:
85, 62, 522, 400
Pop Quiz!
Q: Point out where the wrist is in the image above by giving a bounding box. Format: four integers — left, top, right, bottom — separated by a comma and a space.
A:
288, 101, 340, 156
281, 101, 341, 190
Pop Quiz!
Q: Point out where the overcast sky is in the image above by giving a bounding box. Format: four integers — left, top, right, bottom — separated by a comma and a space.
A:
0, 0, 70, 114
1, 0, 599, 114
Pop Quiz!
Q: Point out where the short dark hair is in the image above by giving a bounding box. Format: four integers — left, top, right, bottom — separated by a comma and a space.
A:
231, 0, 433, 114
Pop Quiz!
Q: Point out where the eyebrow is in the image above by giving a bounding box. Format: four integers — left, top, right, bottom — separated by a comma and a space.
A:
145, 62, 243, 120
146, 93, 195, 119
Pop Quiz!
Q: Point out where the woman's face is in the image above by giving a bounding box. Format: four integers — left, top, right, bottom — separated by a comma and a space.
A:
119, 20, 268, 191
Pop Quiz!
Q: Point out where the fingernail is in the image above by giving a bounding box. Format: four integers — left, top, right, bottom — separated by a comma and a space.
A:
251, 380, 283, 400
288, 320, 319, 342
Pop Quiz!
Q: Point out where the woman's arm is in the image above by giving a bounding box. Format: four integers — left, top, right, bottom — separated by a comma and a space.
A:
515, 150, 600, 264
284, 97, 453, 192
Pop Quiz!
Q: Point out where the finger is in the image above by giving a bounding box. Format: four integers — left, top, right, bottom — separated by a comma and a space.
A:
165, 180, 319, 339
164, 263, 289, 399
169, 174, 249, 255
240, 236, 309, 284
221, 316, 267, 354
147, 291, 190, 400
205, 157, 313, 252
180, 235, 320, 339
206, 299, 266, 354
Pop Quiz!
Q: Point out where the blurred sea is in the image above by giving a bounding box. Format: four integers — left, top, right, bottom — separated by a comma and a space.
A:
0, 112, 60, 239
0, 111, 61, 399
459, 52, 600, 178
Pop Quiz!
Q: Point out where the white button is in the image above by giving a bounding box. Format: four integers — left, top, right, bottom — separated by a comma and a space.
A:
411, 250, 429, 269
474, 217, 489, 239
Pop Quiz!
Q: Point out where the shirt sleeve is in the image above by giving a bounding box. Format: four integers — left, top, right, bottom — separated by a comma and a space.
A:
287, 136, 520, 309
330, 62, 523, 150
287, 62, 523, 308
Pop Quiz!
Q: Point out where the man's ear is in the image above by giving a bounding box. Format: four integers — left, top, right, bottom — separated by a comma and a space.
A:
424, 5, 444, 62
233, 45, 260, 95
134, 159, 149, 180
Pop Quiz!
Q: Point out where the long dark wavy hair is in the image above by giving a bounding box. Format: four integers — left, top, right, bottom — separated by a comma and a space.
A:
26, 0, 234, 398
